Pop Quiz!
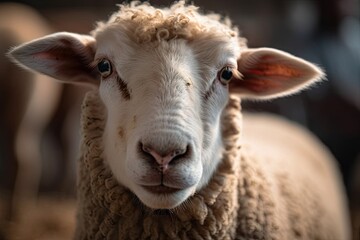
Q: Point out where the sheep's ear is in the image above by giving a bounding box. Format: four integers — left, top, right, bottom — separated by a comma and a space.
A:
8, 32, 98, 86
230, 48, 324, 99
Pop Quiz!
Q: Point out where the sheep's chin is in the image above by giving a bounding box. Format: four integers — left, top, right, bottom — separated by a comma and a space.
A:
133, 185, 196, 209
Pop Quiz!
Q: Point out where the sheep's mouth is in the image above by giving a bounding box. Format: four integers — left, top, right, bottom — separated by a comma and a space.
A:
142, 185, 181, 195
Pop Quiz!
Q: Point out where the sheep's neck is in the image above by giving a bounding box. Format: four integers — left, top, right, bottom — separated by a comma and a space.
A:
76, 91, 242, 240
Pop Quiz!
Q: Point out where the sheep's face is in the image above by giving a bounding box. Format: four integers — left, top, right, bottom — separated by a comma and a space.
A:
95, 30, 241, 209
8, 2, 323, 210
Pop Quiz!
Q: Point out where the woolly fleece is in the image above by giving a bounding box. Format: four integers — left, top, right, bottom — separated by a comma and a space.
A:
76, 91, 242, 239
76, 91, 348, 239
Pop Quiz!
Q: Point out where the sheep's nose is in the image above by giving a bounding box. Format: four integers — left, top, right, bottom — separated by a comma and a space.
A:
139, 142, 189, 172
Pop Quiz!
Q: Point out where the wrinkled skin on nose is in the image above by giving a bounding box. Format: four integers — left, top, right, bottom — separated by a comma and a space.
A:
140, 141, 189, 172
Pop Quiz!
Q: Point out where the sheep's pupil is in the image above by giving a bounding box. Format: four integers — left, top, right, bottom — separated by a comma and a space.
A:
221, 68, 232, 80
98, 60, 110, 73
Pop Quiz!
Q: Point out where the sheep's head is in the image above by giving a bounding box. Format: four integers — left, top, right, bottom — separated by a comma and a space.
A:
8, 1, 323, 209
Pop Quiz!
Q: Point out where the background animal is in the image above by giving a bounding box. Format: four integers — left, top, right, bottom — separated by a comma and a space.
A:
0, 3, 78, 239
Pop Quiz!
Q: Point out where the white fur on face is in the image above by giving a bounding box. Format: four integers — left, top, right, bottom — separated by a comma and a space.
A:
96, 29, 240, 209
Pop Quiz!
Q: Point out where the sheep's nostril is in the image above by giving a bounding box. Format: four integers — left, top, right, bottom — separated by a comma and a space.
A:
141, 144, 151, 154
170, 146, 190, 162
171, 148, 186, 158
138, 141, 190, 169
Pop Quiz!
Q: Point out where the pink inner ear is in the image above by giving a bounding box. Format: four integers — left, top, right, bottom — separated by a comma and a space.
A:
33, 38, 78, 61
246, 63, 302, 78
235, 55, 303, 93
232, 77, 282, 93
34, 52, 56, 60
33, 43, 96, 82
10, 32, 98, 86
233, 48, 324, 98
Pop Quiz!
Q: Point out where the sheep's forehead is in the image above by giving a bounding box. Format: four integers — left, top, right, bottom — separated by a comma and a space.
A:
121, 40, 197, 86
92, 1, 245, 45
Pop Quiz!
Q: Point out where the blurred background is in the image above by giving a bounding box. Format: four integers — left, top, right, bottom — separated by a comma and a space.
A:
0, 0, 359, 239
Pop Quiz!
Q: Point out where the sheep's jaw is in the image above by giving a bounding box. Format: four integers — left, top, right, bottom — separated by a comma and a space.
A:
134, 182, 198, 210
141, 185, 183, 195
129, 150, 203, 209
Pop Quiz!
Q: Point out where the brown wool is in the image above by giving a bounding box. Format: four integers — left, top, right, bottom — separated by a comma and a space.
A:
75, 91, 243, 239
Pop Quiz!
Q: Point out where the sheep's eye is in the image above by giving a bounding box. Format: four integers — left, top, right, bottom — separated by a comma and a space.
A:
97, 59, 112, 78
218, 67, 233, 84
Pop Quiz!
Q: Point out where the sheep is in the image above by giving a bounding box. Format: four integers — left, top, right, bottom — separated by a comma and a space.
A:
0, 1, 62, 224
8, 1, 350, 239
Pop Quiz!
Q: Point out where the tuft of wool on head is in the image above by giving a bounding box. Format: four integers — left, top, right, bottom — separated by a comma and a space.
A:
92, 0, 246, 45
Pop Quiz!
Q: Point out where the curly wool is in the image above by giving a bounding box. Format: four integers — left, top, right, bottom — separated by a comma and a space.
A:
75, 92, 282, 240
75, 91, 346, 239
92, 1, 246, 45
75, 91, 243, 239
